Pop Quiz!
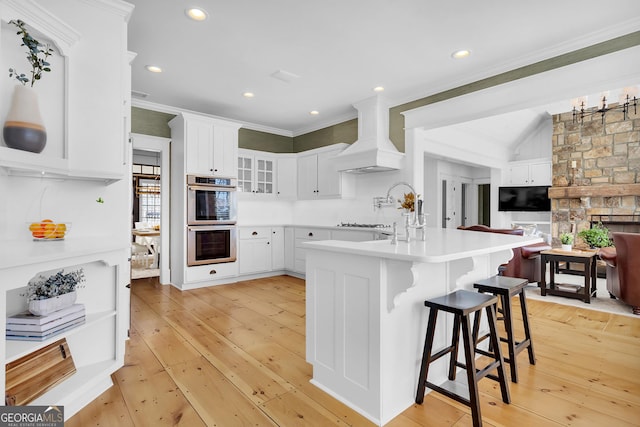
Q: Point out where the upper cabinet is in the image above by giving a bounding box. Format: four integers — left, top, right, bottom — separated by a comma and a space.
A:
0, 0, 132, 182
169, 112, 241, 178
238, 149, 275, 196
506, 160, 551, 186
297, 144, 353, 200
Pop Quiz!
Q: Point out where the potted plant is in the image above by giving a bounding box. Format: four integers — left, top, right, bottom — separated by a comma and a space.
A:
577, 222, 612, 248
23, 268, 85, 316
560, 232, 574, 251
3, 19, 54, 153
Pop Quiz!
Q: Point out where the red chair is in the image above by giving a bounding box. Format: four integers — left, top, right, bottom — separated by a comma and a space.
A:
458, 225, 551, 284
598, 232, 640, 315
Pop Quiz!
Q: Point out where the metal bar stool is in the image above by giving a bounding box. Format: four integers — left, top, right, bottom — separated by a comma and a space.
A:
415, 290, 510, 427
473, 275, 535, 383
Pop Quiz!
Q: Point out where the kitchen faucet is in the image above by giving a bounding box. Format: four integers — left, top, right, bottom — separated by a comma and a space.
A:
375, 181, 425, 242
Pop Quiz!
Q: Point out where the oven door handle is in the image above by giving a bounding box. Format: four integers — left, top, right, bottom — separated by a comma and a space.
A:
188, 185, 237, 192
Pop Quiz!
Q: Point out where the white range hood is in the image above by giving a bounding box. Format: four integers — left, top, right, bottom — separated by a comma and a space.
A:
334, 95, 404, 173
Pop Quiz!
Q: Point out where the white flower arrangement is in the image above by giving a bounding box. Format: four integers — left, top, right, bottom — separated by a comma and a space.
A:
22, 268, 85, 301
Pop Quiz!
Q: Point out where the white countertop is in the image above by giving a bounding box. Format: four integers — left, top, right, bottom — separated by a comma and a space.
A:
238, 224, 390, 232
303, 227, 543, 263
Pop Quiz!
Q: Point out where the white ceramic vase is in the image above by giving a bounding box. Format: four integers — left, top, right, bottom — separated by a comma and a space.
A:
3, 85, 47, 153
28, 291, 76, 316
561, 244, 572, 251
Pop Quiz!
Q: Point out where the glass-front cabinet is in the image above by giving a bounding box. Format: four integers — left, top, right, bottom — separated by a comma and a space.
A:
237, 149, 275, 196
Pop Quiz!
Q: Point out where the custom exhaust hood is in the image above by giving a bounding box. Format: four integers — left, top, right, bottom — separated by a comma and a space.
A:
334, 95, 404, 173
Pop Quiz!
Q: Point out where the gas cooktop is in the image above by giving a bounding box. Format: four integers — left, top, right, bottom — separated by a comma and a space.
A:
337, 223, 391, 229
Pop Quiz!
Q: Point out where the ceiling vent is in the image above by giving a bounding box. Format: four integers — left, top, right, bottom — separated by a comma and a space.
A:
270, 69, 300, 83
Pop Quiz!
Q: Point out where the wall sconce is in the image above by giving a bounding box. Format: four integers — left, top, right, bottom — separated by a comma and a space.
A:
570, 160, 577, 186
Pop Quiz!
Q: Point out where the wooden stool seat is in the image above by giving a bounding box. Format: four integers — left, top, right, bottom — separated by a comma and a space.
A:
415, 290, 510, 427
473, 276, 535, 383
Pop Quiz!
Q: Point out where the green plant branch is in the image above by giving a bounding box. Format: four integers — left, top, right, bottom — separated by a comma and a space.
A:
8, 19, 53, 87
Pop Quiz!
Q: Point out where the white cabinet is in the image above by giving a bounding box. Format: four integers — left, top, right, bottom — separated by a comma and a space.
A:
238, 149, 275, 196
271, 227, 285, 270
297, 144, 353, 199
1, 242, 128, 419
170, 112, 240, 178
276, 155, 297, 199
507, 160, 551, 186
294, 228, 331, 273
239, 227, 272, 274
0, 1, 131, 182
284, 227, 295, 271
238, 226, 285, 274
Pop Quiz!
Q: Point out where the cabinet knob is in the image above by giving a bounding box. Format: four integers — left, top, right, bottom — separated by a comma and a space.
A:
210, 269, 217, 275
252, 231, 258, 236
267, 242, 270, 245
308, 232, 314, 237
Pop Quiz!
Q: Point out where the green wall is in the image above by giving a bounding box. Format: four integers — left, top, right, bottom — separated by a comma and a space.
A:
132, 31, 640, 154
292, 119, 357, 153
238, 128, 293, 152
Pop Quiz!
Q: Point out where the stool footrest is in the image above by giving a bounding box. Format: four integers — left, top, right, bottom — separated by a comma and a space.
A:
426, 380, 470, 406
430, 346, 456, 364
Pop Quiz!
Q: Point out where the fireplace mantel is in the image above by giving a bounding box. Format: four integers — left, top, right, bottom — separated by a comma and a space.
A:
548, 183, 640, 199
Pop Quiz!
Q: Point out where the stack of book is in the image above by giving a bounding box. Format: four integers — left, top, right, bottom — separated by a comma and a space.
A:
6, 304, 86, 341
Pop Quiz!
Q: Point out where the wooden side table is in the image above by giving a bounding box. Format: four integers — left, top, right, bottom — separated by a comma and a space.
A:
540, 249, 597, 303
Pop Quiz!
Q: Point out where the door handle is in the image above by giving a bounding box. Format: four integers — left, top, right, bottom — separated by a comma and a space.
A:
446, 217, 451, 221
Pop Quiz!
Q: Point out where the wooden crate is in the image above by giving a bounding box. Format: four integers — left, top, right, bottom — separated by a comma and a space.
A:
5, 338, 76, 405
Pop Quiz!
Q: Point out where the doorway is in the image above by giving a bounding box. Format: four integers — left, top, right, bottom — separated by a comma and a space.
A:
131, 134, 170, 284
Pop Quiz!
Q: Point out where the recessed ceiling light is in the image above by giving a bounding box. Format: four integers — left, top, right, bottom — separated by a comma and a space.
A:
243, 92, 254, 98
145, 65, 162, 73
309, 110, 319, 115
451, 49, 471, 59
373, 86, 385, 92
185, 7, 208, 21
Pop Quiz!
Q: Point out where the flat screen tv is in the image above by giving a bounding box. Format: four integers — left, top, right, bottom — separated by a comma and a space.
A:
498, 186, 551, 212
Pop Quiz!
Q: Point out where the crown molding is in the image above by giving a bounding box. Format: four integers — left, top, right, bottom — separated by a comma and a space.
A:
77, 0, 134, 21
1, 0, 81, 55
132, 99, 294, 137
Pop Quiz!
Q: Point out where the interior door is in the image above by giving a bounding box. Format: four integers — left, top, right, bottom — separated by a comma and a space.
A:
441, 178, 459, 228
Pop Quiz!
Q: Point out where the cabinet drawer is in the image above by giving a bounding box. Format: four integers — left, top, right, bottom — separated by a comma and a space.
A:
294, 228, 331, 240
185, 262, 238, 282
239, 227, 272, 239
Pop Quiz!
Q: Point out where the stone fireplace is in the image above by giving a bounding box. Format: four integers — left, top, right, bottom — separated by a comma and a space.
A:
549, 102, 639, 246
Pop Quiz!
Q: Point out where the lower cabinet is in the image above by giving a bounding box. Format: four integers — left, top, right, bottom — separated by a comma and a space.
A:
239, 227, 272, 275
271, 227, 285, 270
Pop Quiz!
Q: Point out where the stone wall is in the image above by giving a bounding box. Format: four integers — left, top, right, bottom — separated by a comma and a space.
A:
550, 102, 639, 245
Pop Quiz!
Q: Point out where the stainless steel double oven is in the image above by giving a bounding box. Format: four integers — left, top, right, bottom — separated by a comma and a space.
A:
186, 175, 237, 266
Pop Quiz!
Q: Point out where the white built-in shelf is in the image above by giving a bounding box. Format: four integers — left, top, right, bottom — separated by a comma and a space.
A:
5, 310, 116, 363
0, 238, 127, 272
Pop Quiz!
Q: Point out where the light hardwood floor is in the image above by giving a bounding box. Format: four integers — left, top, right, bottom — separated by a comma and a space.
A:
67, 275, 640, 426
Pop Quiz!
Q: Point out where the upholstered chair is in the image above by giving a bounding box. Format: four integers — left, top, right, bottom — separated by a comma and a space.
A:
458, 225, 551, 283
598, 232, 640, 315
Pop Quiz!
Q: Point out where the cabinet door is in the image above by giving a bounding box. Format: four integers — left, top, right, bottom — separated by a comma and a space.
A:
255, 157, 275, 195
185, 120, 215, 175
284, 227, 295, 271
508, 164, 530, 185
212, 125, 238, 177
271, 227, 285, 270
316, 149, 341, 197
239, 238, 272, 274
238, 156, 253, 193
276, 157, 297, 199
297, 154, 318, 199
529, 162, 551, 185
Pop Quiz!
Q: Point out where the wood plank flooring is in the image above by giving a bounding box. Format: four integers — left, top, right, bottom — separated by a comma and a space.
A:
67, 275, 640, 426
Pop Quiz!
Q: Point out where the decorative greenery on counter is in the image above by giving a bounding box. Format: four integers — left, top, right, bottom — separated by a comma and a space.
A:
577, 222, 612, 248
398, 192, 418, 212
22, 269, 85, 301
8, 19, 54, 87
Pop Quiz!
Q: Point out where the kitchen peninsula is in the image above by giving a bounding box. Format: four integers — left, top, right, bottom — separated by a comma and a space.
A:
304, 227, 542, 425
